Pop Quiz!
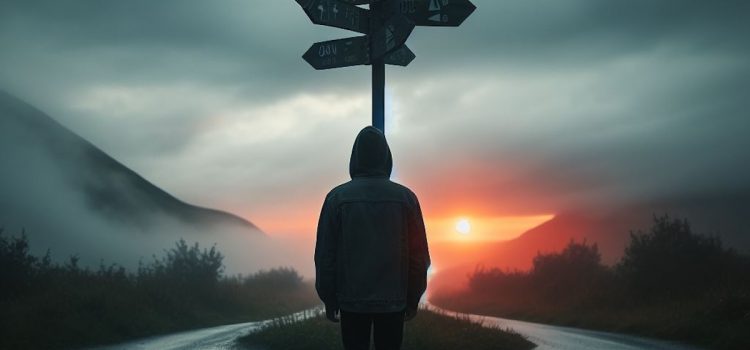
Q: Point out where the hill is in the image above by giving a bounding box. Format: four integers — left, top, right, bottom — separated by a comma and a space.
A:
0, 90, 268, 272
429, 195, 750, 295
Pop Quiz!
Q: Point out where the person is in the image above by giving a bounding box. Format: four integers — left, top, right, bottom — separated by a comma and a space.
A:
315, 126, 431, 350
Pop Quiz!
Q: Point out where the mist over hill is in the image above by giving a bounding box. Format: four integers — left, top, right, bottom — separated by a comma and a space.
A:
429, 195, 750, 296
0, 90, 285, 274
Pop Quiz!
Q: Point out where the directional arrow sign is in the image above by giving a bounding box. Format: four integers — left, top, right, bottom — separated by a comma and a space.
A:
296, 0, 371, 34
303, 36, 369, 70
295, 0, 478, 133
400, 0, 476, 27
384, 45, 416, 66
370, 14, 415, 60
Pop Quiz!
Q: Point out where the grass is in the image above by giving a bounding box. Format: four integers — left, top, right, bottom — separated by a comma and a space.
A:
434, 294, 750, 350
237, 306, 535, 350
0, 232, 320, 350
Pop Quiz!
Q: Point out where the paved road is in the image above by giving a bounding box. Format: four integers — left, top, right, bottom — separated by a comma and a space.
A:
92, 306, 704, 350
89, 321, 259, 350
88, 309, 316, 350
429, 305, 704, 350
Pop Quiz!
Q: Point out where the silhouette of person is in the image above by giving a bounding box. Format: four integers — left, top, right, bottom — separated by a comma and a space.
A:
315, 126, 431, 350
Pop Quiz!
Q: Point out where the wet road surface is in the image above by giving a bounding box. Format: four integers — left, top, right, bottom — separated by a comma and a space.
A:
92, 306, 703, 350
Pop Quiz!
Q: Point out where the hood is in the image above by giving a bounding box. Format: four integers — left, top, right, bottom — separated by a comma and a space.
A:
349, 126, 393, 178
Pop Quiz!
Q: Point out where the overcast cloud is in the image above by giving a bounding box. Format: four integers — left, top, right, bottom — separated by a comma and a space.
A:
1, 0, 749, 235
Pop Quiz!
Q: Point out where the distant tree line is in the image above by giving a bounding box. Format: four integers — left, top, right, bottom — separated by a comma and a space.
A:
0, 230, 317, 350
433, 215, 750, 350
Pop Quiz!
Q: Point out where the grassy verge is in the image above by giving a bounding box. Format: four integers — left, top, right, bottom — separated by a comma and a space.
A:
433, 293, 750, 349
0, 232, 319, 350
237, 306, 535, 350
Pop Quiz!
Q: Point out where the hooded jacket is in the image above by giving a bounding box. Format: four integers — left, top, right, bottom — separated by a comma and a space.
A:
315, 126, 430, 313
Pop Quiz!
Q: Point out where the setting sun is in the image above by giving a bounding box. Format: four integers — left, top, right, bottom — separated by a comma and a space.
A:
456, 218, 471, 235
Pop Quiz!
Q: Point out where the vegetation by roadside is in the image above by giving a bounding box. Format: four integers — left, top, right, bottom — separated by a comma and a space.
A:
0, 230, 318, 350
431, 215, 750, 350
237, 306, 535, 350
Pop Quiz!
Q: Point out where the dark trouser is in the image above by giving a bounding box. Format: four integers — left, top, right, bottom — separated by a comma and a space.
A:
340, 310, 405, 350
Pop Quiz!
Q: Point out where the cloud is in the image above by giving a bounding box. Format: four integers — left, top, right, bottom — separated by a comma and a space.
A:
1, 0, 749, 244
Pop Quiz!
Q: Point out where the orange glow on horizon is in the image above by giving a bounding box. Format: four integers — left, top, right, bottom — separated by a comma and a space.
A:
245, 204, 554, 242
426, 214, 555, 242
255, 212, 554, 241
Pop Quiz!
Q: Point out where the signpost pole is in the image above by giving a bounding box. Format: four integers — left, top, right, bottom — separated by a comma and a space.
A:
372, 60, 385, 132
371, 1, 386, 133
297, 0, 476, 134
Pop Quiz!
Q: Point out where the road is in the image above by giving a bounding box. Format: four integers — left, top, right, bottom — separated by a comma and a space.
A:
429, 305, 704, 350
91, 306, 703, 350
87, 309, 315, 350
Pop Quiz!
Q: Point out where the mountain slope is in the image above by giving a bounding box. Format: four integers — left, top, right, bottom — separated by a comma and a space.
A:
490, 195, 750, 270
0, 90, 258, 231
0, 90, 267, 272
429, 195, 750, 295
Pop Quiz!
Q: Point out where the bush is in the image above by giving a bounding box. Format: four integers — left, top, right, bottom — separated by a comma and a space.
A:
617, 215, 736, 299
244, 267, 304, 290
0, 231, 318, 350
0, 230, 36, 298
531, 240, 609, 304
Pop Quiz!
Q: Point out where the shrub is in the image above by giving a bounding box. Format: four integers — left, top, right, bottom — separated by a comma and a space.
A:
0, 230, 36, 298
617, 215, 735, 299
0, 231, 317, 349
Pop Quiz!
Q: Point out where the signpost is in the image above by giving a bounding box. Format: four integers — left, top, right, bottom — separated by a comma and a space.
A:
369, 14, 415, 60
384, 45, 416, 67
296, 0, 476, 133
296, 0, 370, 34
303, 36, 369, 70
399, 0, 477, 26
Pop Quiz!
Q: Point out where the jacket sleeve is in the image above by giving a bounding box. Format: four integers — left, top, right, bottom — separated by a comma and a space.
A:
407, 194, 431, 310
314, 196, 339, 308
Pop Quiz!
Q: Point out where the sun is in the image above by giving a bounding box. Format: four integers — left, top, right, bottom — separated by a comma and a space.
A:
455, 218, 471, 235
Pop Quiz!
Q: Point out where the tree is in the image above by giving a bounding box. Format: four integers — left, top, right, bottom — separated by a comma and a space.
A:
531, 240, 608, 304
138, 239, 225, 299
0, 230, 36, 298
617, 215, 728, 299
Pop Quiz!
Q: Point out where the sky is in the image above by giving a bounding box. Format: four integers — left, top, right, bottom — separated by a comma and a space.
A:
1, 0, 749, 242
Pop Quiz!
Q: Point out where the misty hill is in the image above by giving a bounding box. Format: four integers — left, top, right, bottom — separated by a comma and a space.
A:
0, 90, 258, 231
497, 195, 750, 268
0, 90, 268, 272
430, 195, 750, 294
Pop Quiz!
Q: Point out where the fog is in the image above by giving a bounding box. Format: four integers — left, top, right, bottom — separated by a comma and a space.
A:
2, 0, 750, 275
0, 92, 309, 276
